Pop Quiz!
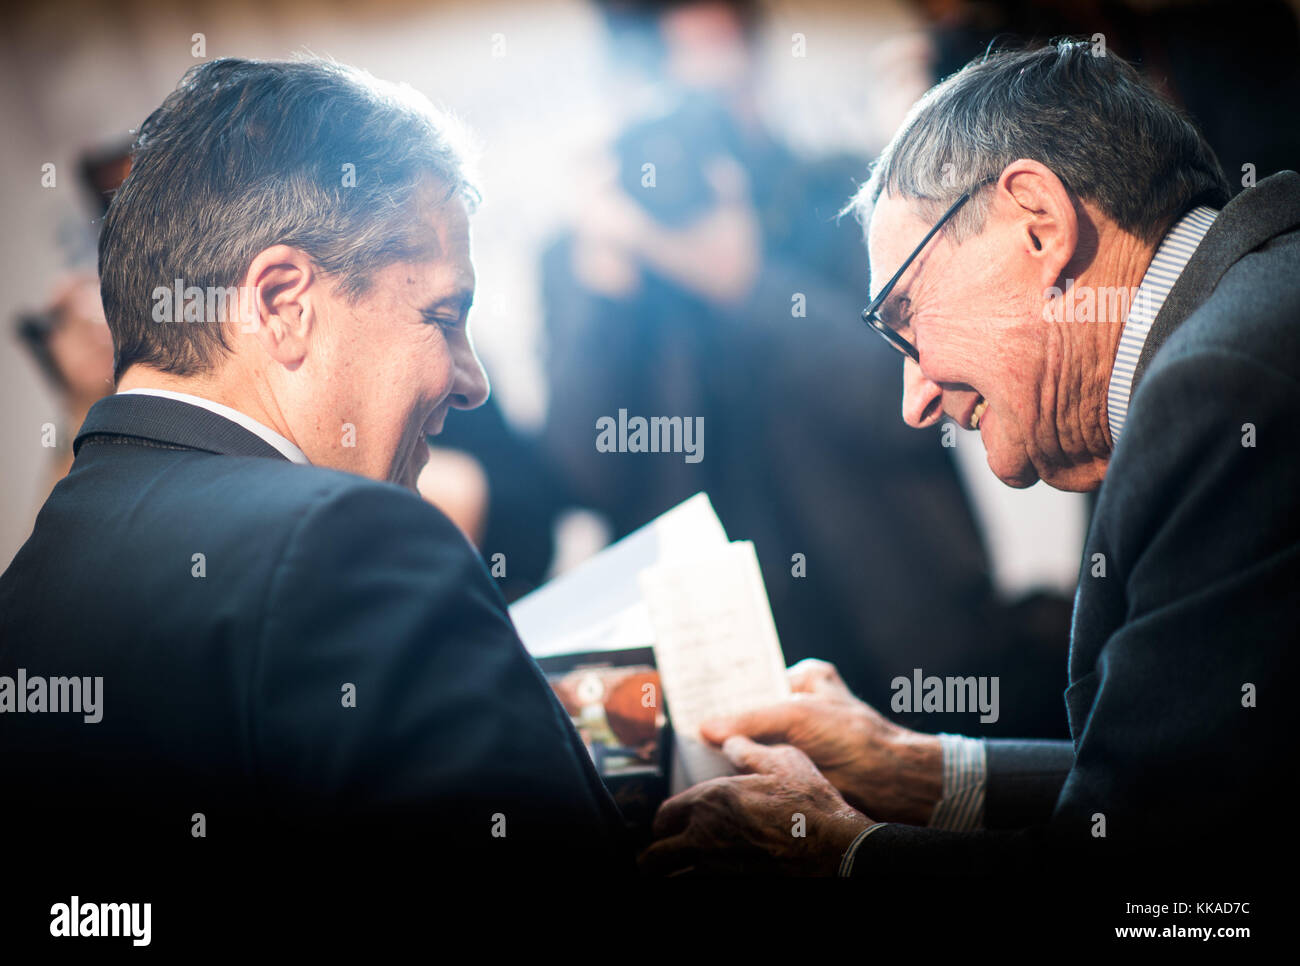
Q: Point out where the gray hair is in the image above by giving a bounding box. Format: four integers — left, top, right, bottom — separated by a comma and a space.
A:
847, 40, 1229, 245
99, 57, 478, 382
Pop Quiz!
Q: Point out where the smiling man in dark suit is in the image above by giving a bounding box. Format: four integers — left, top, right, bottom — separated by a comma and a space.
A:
641, 42, 1297, 887
0, 58, 629, 885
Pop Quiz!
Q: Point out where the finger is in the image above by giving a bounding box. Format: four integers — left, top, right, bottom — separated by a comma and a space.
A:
720, 734, 785, 774
700, 701, 805, 745
651, 786, 706, 839
724, 737, 825, 785
787, 658, 846, 695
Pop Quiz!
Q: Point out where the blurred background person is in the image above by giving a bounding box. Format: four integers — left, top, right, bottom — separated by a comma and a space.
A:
14, 274, 114, 502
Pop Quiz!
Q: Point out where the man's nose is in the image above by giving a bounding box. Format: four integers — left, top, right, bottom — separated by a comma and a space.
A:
449, 349, 490, 412
901, 359, 943, 428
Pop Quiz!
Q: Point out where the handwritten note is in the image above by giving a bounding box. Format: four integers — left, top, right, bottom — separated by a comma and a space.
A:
641, 541, 790, 789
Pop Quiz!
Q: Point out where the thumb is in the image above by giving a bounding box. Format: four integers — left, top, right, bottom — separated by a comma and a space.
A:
700, 701, 805, 746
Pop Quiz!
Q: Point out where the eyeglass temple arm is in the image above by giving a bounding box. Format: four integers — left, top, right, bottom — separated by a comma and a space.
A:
870, 189, 977, 310
867, 177, 996, 312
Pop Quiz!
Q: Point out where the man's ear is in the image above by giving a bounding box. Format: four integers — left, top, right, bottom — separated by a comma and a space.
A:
238, 245, 319, 369
994, 159, 1078, 284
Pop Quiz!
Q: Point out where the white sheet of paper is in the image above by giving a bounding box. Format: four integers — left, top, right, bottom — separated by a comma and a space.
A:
510, 493, 728, 658
640, 541, 790, 789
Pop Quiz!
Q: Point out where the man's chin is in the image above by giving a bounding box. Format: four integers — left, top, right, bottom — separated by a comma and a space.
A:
1037, 460, 1108, 493
992, 466, 1041, 489
393, 439, 432, 492
985, 443, 1041, 489
989, 444, 1107, 493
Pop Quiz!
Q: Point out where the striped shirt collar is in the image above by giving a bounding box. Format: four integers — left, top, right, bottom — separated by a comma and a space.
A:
1106, 205, 1218, 445
115, 387, 310, 464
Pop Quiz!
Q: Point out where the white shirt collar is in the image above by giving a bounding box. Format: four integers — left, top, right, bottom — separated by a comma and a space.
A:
1106, 205, 1218, 445
115, 387, 310, 464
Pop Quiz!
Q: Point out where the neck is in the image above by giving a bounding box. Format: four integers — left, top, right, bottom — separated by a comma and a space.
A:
116, 365, 298, 448
1052, 224, 1156, 487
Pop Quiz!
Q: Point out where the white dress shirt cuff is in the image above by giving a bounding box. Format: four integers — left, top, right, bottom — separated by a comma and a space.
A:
837, 821, 891, 877
928, 733, 987, 832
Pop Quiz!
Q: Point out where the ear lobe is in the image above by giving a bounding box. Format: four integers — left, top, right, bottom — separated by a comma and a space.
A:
241, 245, 316, 367
259, 297, 310, 368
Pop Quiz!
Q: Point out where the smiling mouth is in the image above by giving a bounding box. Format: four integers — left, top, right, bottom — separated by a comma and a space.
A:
970, 398, 989, 430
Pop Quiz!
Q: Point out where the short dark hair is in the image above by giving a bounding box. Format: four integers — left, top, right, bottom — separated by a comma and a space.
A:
99, 57, 477, 382
848, 40, 1230, 244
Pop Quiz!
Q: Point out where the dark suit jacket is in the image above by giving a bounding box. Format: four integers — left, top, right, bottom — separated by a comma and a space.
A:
855, 171, 1300, 882
0, 394, 631, 880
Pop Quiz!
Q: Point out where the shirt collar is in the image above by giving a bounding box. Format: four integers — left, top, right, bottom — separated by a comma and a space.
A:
1106, 205, 1218, 445
115, 388, 310, 464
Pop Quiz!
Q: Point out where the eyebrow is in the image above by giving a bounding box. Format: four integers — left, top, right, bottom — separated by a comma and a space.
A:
420, 289, 474, 317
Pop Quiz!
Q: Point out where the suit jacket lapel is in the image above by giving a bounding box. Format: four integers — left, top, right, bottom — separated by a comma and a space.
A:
1133, 171, 1300, 391
74, 392, 291, 462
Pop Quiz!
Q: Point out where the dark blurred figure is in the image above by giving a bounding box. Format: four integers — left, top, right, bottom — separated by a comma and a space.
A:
13, 145, 126, 503
919, 0, 1300, 184
15, 273, 115, 500
541, 0, 1074, 737
79, 140, 134, 216
433, 394, 564, 599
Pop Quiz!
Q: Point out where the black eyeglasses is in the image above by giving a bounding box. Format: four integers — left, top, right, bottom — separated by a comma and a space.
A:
861, 179, 994, 363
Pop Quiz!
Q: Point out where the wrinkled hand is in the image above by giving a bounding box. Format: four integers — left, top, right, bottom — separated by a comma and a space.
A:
700, 659, 943, 826
639, 736, 872, 876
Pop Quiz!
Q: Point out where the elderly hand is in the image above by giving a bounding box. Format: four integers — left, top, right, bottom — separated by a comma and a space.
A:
700, 659, 944, 826
639, 736, 873, 876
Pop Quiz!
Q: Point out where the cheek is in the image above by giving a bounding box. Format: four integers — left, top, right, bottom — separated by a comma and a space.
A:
352, 321, 457, 432
383, 333, 456, 424
420, 333, 460, 397
430, 352, 457, 396
980, 355, 1037, 438
915, 315, 986, 382
950, 287, 1042, 386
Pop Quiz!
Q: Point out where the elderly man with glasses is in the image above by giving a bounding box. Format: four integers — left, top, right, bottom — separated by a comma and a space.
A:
640, 41, 1299, 888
